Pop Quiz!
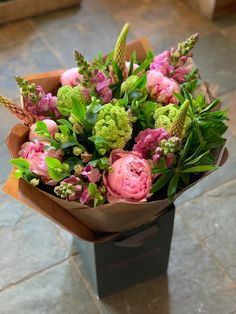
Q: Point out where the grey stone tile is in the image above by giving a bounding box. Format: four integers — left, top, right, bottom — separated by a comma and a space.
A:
0, 260, 99, 314
221, 89, 236, 137
178, 180, 236, 282
113, 0, 217, 54
0, 106, 19, 146
0, 35, 62, 100
0, 213, 67, 290
38, 17, 127, 67
176, 132, 236, 205
193, 32, 236, 95
72, 214, 236, 313
0, 19, 38, 50
0, 144, 12, 185
54, 225, 78, 255
0, 193, 32, 228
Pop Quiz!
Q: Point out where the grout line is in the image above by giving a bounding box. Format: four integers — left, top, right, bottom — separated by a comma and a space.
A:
179, 215, 236, 288
0, 256, 74, 294
176, 176, 236, 209
27, 19, 67, 69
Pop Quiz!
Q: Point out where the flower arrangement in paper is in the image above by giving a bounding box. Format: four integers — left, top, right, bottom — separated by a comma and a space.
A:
0, 23, 227, 207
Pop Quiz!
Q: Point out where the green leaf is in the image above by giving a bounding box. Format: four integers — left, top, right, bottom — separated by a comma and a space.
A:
57, 119, 74, 131
64, 157, 81, 171
135, 74, 147, 89
35, 121, 51, 138
9, 158, 30, 170
112, 60, 123, 81
184, 150, 210, 166
128, 51, 136, 76
181, 165, 217, 173
167, 174, 179, 200
199, 98, 221, 114
133, 56, 152, 76
150, 172, 172, 193
45, 157, 62, 169
71, 94, 86, 123
88, 136, 111, 155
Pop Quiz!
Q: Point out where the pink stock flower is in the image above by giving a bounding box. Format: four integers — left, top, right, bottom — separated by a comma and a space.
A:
81, 164, 101, 183
133, 128, 169, 158
147, 70, 180, 104
80, 187, 91, 205
19, 141, 63, 185
38, 93, 60, 118
92, 70, 112, 104
172, 67, 189, 84
103, 149, 152, 203
60, 68, 83, 87
150, 51, 173, 76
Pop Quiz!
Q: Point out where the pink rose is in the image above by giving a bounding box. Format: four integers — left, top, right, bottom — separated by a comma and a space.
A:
147, 70, 180, 104
103, 149, 152, 203
29, 119, 58, 141
60, 68, 83, 87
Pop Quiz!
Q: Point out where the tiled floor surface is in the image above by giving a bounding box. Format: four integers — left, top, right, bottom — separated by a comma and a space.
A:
0, 1, 235, 313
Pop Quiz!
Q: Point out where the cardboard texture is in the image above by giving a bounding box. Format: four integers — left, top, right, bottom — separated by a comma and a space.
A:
75, 205, 175, 298
3, 38, 228, 242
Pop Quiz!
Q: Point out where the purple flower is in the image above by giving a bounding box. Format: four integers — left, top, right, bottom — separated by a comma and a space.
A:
63, 175, 81, 185
81, 164, 101, 183
172, 67, 189, 84
38, 93, 60, 119
150, 51, 174, 76
133, 128, 169, 158
91, 70, 112, 104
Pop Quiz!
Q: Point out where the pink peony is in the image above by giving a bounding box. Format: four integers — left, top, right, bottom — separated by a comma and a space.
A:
60, 68, 83, 87
81, 164, 101, 183
103, 149, 152, 203
19, 141, 63, 185
91, 70, 112, 104
150, 51, 174, 76
147, 70, 180, 104
29, 119, 58, 141
133, 128, 169, 158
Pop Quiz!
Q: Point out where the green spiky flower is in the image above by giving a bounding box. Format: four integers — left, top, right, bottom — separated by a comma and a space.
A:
171, 33, 199, 65
57, 86, 86, 117
154, 104, 179, 131
120, 75, 139, 94
154, 103, 191, 137
112, 23, 130, 80
74, 51, 93, 87
170, 100, 190, 138
93, 102, 132, 153
15, 76, 41, 104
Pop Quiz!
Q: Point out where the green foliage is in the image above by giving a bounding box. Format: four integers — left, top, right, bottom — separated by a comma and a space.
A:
45, 157, 70, 182
92, 103, 132, 155
88, 183, 105, 207
9, 158, 36, 183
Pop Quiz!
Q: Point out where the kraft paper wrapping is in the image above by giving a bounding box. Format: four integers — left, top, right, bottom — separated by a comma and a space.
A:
2, 38, 228, 241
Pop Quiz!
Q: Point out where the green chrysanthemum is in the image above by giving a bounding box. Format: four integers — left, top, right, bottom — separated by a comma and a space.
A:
57, 86, 86, 117
93, 103, 132, 153
154, 103, 191, 137
154, 104, 179, 130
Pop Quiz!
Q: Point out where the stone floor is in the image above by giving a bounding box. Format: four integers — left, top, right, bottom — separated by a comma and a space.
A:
0, 0, 236, 313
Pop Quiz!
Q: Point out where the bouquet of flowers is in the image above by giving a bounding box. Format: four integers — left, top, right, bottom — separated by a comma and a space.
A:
1, 24, 228, 234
